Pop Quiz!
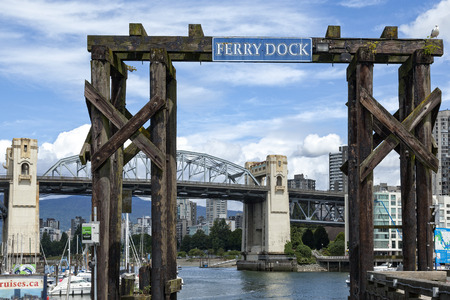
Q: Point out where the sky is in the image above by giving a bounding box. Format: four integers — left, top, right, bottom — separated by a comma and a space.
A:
1, 0, 450, 209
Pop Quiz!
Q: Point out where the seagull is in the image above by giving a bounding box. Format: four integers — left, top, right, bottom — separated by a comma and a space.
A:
431, 25, 439, 38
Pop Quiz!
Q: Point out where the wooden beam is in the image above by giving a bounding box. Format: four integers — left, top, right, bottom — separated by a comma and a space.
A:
84, 80, 165, 170
88, 33, 444, 63
189, 24, 204, 38
91, 45, 127, 77
129, 23, 148, 36
359, 88, 439, 172
359, 88, 441, 181
326, 25, 341, 38
90, 94, 164, 172
380, 26, 398, 39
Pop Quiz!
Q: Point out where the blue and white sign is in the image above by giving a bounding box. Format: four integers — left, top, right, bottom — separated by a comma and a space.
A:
213, 37, 312, 62
435, 228, 450, 264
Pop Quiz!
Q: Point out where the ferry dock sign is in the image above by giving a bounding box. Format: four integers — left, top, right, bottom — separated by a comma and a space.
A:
213, 37, 312, 62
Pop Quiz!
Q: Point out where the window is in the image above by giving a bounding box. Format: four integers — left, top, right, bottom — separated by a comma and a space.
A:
21, 163, 29, 175
276, 176, 282, 186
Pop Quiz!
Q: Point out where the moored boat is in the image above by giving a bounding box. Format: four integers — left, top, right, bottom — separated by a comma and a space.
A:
48, 275, 91, 296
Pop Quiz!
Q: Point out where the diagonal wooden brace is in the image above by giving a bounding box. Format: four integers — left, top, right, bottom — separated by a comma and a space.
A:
85, 80, 166, 171
359, 88, 440, 181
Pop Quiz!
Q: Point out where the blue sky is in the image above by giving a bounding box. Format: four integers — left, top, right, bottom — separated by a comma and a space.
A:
1, 0, 450, 194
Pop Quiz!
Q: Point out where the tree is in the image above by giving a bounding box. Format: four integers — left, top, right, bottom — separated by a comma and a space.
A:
290, 226, 303, 249
180, 235, 192, 253
313, 226, 329, 250
228, 228, 242, 251
191, 230, 210, 250
41, 232, 52, 258
302, 229, 314, 249
209, 219, 231, 251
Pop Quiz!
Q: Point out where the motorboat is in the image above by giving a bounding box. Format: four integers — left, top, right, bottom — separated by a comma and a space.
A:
373, 263, 397, 271
48, 275, 91, 296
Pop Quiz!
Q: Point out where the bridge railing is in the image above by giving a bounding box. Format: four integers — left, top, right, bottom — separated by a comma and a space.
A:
42, 150, 261, 186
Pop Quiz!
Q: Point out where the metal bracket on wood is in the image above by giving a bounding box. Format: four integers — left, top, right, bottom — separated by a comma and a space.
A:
165, 278, 182, 294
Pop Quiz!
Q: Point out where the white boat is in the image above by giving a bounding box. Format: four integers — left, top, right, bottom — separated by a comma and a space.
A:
49, 275, 91, 296
373, 263, 397, 271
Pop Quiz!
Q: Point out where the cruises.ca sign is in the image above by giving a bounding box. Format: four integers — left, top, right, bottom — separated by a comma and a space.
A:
213, 37, 312, 62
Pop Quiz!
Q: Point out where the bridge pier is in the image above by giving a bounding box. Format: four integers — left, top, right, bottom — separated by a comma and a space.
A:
238, 155, 295, 272
2, 138, 40, 272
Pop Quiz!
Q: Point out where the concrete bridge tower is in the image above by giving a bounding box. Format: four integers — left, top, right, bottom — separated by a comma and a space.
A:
2, 138, 40, 270
238, 155, 295, 271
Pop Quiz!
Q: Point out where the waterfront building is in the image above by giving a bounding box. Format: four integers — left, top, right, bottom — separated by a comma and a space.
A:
432, 110, 450, 196
288, 173, 316, 190
373, 190, 402, 256
329, 146, 348, 192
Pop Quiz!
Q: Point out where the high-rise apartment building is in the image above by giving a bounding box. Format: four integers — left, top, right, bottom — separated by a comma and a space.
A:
288, 174, 316, 190
329, 146, 348, 192
206, 199, 227, 226
433, 110, 450, 196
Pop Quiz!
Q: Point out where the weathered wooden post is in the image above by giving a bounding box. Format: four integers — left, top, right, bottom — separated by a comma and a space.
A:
347, 47, 374, 300
413, 50, 434, 271
150, 48, 178, 300
399, 56, 417, 271
89, 45, 113, 300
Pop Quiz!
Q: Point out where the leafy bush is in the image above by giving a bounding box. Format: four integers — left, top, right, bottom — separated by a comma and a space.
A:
326, 240, 345, 256
177, 251, 187, 258
188, 248, 205, 257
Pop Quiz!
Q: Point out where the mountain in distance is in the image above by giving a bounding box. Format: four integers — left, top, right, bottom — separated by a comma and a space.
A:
38, 195, 242, 231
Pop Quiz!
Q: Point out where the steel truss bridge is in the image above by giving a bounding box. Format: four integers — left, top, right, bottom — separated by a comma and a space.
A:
0, 150, 344, 226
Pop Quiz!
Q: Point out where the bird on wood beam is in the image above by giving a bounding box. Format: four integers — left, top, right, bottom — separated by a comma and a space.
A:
430, 25, 439, 38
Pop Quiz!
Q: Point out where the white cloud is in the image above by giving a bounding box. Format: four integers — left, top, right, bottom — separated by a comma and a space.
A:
295, 134, 343, 157
339, 0, 385, 8
38, 124, 90, 174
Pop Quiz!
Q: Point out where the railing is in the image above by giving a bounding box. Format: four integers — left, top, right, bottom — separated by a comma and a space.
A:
366, 271, 450, 299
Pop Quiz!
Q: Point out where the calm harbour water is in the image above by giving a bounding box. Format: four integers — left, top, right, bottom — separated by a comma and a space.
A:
50, 267, 350, 300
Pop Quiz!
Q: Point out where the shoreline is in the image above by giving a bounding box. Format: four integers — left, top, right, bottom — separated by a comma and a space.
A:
177, 259, 331, 272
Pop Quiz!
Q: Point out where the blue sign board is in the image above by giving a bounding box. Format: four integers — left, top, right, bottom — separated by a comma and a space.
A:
435, 228, 450, 264
213, 37, 312, 62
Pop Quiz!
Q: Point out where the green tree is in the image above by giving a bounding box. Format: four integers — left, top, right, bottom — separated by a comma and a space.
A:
326, 240, 345, 256
40, 232, 52, 258
295, 244, 313, 264
228, 228, 242, 251
313, 226, 329, 250
191, 230, 210, 250
302, 228, 315, 249
131, 233, 152, 256
290, 226, 303, 249
188, 248, 205, 257
209, 219, 231, 251
284, 241, 295, 256
180, 235, 192, 253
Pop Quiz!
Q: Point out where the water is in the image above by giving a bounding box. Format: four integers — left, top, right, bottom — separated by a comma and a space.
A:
49, 267, 350, 300
178, 267, 349, 300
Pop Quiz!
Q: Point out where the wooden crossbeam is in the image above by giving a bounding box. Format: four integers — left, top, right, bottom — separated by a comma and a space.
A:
90, 93, 164, 172
87, 24, 443, 63
360, 88, 441, 181
359, 88, 439, 176
84, 80, 165, 170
